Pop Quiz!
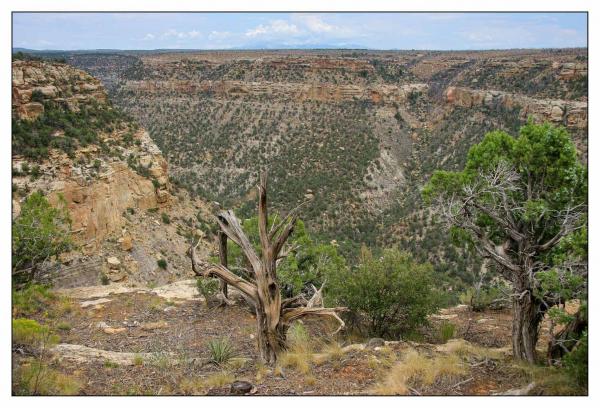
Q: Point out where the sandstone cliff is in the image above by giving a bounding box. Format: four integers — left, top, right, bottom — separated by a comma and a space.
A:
445, 86, 587, 130
12, 59, 107, 121
12, 60, 212, 287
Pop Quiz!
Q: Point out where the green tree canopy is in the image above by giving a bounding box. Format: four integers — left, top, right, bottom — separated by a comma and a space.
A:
12, 191, 72, 284
423, 122, 587, 362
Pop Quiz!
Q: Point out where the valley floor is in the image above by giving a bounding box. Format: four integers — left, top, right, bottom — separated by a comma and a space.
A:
12, 280, 583, 396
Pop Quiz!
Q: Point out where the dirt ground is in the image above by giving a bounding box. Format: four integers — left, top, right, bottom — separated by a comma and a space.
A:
11, 282, 568, 396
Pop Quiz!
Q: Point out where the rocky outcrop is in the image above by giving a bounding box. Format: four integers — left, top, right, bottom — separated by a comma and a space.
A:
12, 129, 170, 248
12, 60, 107, 121
123, 79, 428, 105
553, 61, 588, 81
446, 86, 587, 129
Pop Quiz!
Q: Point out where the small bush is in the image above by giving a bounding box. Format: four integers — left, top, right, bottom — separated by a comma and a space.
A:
327, 247, 441, 338
14, 362, 82, 395
100, 274, 110, 285
196, 278, 219, 302
12, 285, 55, 317
157, 259, 167, 269
56, 322, 72, 332
12, 192, 72, 284
459, 284, 509, 312
439, 322, 456, 343
563, 330, 587, 387
207, 337, 236, 365
13, 318, 58, 347
161, 212, 171, 224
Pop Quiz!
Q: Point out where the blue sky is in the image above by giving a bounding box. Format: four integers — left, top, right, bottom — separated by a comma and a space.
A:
12, 12, 587, 50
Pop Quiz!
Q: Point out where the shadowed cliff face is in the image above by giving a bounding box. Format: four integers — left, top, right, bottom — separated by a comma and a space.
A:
62, 48, 587, 287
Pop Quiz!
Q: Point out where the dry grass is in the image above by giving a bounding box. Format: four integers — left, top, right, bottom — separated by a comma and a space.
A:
14, 362, 82, 395
439, 339, 506, 360
204, 371, 234, 388
277, 322, 314, 375
279, 351, 312, 374
178, 377, 206, 395
372, 350, 467, 395
255, 363, 269, 383
510, 362, 585, 396
226, 357, 248, 370
313, 341, 344, 365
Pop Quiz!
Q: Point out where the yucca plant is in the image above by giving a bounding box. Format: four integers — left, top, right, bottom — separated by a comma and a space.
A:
207, 337, 236, 365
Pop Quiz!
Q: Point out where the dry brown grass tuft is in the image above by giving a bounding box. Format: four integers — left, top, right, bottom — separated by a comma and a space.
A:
279, 351, 311, 374
439, 339, 505, 360
372, 350, 467, 395
204, 371, 234, 388
178, 377, 206, 395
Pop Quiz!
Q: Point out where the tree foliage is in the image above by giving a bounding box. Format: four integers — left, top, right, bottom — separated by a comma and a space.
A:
423, 122, 587, 362
12, 192, 72, 283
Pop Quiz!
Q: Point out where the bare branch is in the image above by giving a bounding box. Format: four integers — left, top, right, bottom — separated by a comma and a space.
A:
281, 307, 348, 335
190, 242, 258, 303
258, 172, 270, 257
216, 210, 262, 275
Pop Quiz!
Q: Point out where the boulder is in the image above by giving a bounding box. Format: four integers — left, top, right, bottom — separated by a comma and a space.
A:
106, 257, 121, 269
366, 338, 386, 348
33, 85, 58, 98
230, 380, 254, 395
107, 270, 126, 282
17, 102, 44, 121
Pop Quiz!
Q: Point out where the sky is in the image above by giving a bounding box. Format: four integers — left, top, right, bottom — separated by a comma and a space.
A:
12, 12, 587, 51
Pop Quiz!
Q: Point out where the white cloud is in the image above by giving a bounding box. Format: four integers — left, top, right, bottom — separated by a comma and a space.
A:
245, 20, 300, 37
162, 28, 202, 40
208, 31, 232, 41
143, 33, 155, 40
297, 15, 336, 33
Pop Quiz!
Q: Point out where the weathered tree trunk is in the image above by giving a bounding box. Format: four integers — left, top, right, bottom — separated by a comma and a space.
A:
217, 231, 229, 301
256, 307, 286, 363
511, 290, 543, 363
190, 172, 347, 365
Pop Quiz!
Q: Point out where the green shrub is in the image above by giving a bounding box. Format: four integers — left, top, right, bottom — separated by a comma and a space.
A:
100, 274, 110, 285
564, 330, 587, 387
12, 318, 58, 347
326, 247, 441, 338
157, 259, 167, 269
12, 284, 55, 317
459, 283, 509, 312
438, 322, 456, 343
161, 212, 171, 224
12, 192, 72, 284
207, 337, 236, 365
196, 278, 219, 302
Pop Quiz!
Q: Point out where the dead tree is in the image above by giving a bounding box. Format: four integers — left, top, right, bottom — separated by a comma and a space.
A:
190, 172, 346, 364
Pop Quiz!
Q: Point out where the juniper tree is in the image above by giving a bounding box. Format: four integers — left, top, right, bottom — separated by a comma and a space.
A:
423, 122, 587, 362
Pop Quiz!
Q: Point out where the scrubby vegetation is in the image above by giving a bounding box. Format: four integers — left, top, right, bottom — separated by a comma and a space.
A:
12, 192, 72, 285
12, 100, 131, 159
327, 247, 441, 338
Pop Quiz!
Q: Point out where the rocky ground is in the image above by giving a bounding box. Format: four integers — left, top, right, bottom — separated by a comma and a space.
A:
12, 279, 573, 396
